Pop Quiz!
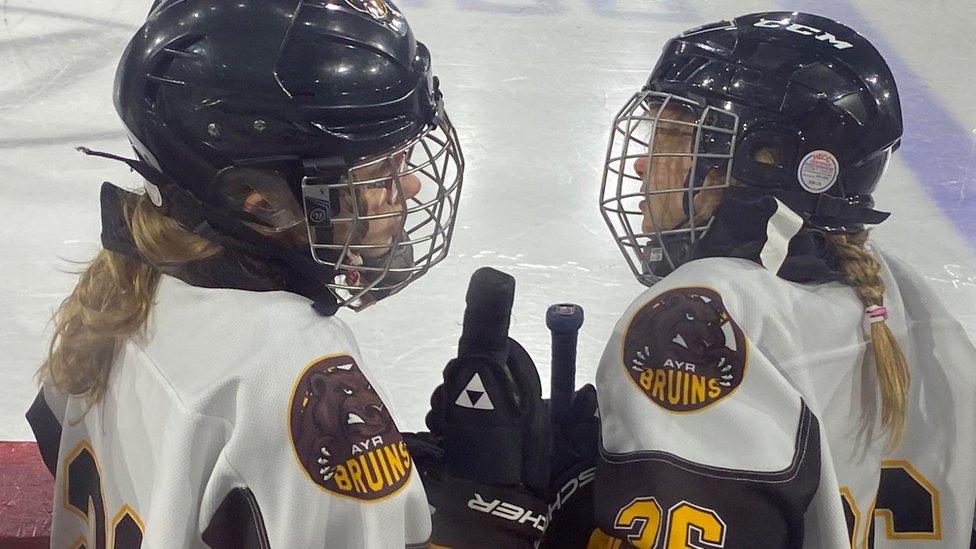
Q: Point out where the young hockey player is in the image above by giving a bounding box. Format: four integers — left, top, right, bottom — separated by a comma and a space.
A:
595, 12, 976, 547
25, 0, 473, 545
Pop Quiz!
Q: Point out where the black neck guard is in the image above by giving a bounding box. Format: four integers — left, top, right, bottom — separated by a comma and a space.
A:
100, 182, 340, 315
693, 188, 846, 284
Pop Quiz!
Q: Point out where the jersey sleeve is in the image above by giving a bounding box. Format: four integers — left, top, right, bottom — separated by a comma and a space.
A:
593, 285, 821, 547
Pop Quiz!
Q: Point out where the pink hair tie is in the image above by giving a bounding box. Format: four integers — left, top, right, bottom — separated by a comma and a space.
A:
865, 305, 888, 321
864, 305, 889, 334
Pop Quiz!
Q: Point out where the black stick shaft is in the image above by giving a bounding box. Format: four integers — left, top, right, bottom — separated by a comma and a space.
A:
547, 303, 584, 423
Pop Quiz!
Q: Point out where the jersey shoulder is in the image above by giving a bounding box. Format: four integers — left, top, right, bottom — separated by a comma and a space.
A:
594, 259, 824, 546
634, 256, 797, 318
878, 248, 963, 324
136, 275, 358, 403
598, 257, 810, 471
137, 277, 419, 509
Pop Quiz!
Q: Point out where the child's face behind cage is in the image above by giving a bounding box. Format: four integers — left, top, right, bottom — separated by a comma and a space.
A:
238, 152, 422, 257
337, 152, 422, 258
632, 104, 725, 235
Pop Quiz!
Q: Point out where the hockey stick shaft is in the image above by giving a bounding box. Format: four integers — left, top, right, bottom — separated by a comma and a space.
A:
547, 303, 584, 423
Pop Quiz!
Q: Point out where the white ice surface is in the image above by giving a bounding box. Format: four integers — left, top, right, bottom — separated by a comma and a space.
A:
1, 0, 974, 439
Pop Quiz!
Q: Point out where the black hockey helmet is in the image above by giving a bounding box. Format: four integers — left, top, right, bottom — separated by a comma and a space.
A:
601, 12, 901, 285
107, 0, 464, 311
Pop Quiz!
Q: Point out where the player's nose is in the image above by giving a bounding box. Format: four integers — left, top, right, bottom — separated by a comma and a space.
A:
401, 173, 421, 200
634, 156, 649, 179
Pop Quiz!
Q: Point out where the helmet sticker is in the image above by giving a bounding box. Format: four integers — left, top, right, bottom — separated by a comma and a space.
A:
288, 355, 412, 500
622, 287, 747, 412
797, 150, 839, 194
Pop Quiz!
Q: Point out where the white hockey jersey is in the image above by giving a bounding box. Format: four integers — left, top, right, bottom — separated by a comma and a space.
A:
27, 274, 431, 548
594, 251, 976, 548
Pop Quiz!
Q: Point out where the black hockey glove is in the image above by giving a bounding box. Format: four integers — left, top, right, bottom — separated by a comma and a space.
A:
409, 267, 552, 549
541, 384, 601, 548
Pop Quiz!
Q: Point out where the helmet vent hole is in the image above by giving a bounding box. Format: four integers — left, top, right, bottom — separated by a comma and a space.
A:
753, 147, 782, 166
143, 37, 204, 108
659, 56, 711, 83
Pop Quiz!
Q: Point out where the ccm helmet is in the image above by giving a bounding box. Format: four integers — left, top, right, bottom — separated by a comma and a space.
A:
110, 0, 463, 311
601, 12, 901, 285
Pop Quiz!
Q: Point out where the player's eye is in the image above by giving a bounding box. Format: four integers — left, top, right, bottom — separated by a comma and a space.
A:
342, 388, 353, 395
386, 178, 399, 206
685, 312, 695, 321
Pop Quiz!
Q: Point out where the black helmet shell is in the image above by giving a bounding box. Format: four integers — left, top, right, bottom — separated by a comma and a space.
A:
647, 12, 902, 231
115, 0, 436, 203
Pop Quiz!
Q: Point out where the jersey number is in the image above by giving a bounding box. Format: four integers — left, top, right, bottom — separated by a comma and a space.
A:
64, 441, 145, 548
600, 497, 726, 548
840, 460, 941, 548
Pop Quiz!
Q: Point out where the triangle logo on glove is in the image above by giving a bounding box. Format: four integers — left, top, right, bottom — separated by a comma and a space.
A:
455, 373, 494, 410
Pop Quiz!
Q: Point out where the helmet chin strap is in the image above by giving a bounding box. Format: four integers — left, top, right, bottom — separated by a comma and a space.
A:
666, 159, 715, 232
640, 159, 719, 281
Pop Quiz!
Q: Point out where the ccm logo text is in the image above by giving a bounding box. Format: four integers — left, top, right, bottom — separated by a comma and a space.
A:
754, 18, 854, 50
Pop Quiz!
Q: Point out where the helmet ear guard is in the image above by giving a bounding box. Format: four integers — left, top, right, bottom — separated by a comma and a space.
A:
731, 126, 798, 188
211, 166, 306, 234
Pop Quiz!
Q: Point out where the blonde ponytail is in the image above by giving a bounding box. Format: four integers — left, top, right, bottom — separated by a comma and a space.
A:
39, 193, 221, 407
830, 232, 909, 449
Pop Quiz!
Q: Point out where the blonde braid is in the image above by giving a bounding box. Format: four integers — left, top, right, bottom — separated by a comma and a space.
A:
830, 232, 909, 449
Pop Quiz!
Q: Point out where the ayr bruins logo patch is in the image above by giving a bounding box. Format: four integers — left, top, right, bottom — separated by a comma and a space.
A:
623, 287, 747, 412
289, 355, 411, 500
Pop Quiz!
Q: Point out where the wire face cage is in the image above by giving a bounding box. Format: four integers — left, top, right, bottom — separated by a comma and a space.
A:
306, 113, 464, 310
600, 91, 738, 286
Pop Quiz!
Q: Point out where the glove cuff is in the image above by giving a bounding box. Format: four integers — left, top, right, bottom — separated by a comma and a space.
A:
428, 473, 548, 549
